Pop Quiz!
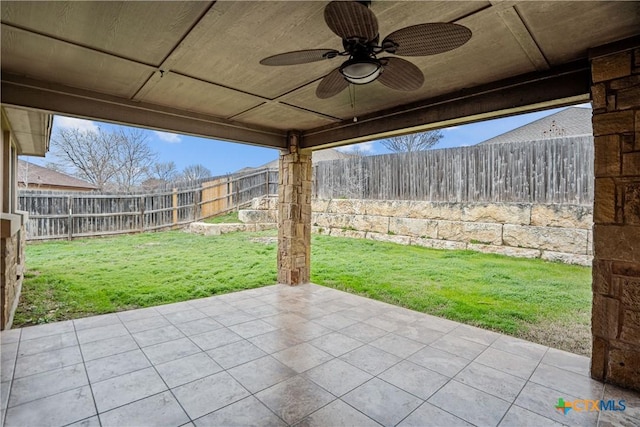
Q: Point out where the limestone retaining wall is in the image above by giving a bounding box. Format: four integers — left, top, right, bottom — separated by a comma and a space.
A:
243, 196, 593, 266
187, 221, 276, 236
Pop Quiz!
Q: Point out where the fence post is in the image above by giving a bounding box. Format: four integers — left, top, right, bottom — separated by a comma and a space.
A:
235, 178, 240, 211
265, 169, 269, 196
226, 176, 231, 211
313, 165, 318, 198
172, 188, 178, 226
193, 187, 200, 221
67, 195, 72, 241
139, 195, 145, 232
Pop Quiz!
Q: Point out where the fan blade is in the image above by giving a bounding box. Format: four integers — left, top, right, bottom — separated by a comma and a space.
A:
316, 67, 348, 99
383, 23, 472, 56
378, 57, 424, 91
324, 1, 378, 42
260, 49, 339, 66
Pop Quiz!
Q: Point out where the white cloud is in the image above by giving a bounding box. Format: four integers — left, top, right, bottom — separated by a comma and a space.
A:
336, 141, 375, 154
54, 116, 98, 133
444, 126, 460, 131
153, 131, 182, 143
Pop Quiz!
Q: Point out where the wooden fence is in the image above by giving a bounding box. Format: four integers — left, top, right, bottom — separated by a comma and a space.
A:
313, 137, 594, 205
20, 137, 594, 240
19, 168, 278, 240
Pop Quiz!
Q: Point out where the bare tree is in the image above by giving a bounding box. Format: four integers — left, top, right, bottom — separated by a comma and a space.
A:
51, 127, 158, 191
380, 130, 443, 153
112, 129, 157, 192
341, 146, 368, 157
142, 161, 179, 191
51, 128, 120, 190
181, 164, 211, 182
148, 161, 178, 182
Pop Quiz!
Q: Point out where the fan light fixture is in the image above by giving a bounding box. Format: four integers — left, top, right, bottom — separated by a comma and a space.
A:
339, 58, 382, 84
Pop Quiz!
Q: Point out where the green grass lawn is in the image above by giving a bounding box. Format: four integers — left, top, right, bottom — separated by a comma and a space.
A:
16, 230, 592, 354
17, 231, 277, 325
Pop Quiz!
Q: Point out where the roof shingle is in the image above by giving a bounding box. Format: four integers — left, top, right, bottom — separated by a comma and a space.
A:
478, 107, 592, 145
18, 160, 98, 190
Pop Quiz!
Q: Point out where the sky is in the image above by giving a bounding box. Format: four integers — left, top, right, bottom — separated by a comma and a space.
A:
25, 103, 591, 177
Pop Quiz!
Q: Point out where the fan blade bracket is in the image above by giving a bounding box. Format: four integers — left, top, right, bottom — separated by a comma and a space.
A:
382, 40, 399, 54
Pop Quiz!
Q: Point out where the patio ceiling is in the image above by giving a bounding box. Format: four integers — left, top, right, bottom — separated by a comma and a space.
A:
1, 1, 639, 150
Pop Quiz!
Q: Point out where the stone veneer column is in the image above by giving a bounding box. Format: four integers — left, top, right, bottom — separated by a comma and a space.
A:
277, 132, 311, 285
590, 44, 640, 390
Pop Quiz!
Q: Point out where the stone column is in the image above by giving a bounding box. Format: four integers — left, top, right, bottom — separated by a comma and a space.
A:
277, 132, 312, 285
590, 44, 640, 391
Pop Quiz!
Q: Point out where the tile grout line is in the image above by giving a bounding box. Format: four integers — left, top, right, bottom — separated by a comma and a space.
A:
199, 360, 288, 427
149, 301, 280, 423
392, 337, 481, 427
310, 323, 436, 426
321, 378, 381, 426
2, 327, 22, 426
493, 345, 559, 427
71, 319, 103, 427
118, 315, 195, 425
210, 335, 317, 425
389, 329, 511, 426
152, 300, 303, 425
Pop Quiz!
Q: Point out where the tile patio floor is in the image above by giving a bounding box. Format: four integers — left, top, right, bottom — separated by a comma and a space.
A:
1, 284, 638, 427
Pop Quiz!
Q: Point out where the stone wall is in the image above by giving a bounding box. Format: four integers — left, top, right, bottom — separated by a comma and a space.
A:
187, 221, 276, 236
590, 46, 640, 391
245, 196, 593, 266
1, 213, 26, 329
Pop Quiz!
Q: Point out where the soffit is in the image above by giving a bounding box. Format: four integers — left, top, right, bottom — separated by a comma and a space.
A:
1, 106, 51, 156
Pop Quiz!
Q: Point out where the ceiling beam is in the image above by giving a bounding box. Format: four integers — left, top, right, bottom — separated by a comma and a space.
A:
1, 74, 287, 149
496, 6, 549, 71
301, 61, 590, 149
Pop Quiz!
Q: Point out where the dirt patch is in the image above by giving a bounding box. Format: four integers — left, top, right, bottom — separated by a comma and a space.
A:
520, 316, 591, 356
14, 286, 61, 327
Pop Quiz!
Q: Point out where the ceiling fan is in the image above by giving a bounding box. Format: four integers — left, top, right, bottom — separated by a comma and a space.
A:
259, 1, 472, 99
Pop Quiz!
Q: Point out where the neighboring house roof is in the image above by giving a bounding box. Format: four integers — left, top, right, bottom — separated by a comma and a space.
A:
478, 107, 593, 145
18, 160, 98, 190
239, 148, 354, 172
